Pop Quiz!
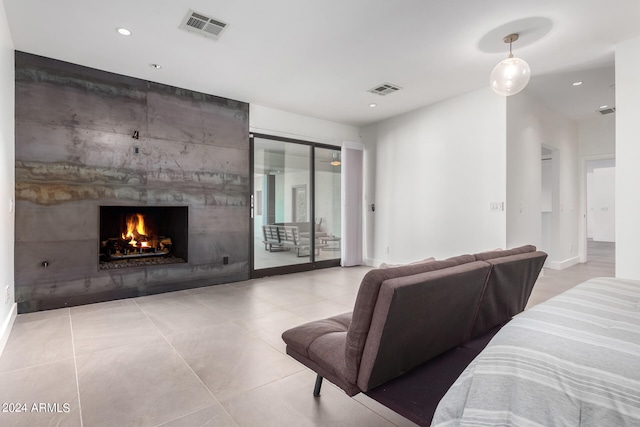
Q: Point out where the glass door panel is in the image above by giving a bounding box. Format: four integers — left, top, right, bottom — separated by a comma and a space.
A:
253, 137, 312, 270
314, 147, 342, 261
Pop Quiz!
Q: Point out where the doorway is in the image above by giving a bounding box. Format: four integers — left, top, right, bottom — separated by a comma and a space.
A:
251, 134, 341, 277
585, 158, 615, 264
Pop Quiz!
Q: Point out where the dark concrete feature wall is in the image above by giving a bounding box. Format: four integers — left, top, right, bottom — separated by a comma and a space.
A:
15, 52, 250, 312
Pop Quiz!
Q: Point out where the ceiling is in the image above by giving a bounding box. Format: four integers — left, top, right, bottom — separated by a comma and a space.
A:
4, 0, 638, 127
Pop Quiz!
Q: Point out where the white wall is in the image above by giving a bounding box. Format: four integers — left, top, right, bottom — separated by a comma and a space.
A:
506, 93, 543, 251
0, 0, 16, 355
579, 115, 615, 158
361, 88, 507, 265
506, 92, 579, 269
250, 104, 361, 145
615, 36, 640, 280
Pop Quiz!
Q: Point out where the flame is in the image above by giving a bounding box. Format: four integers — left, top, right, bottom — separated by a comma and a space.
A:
123, 213, 148, 247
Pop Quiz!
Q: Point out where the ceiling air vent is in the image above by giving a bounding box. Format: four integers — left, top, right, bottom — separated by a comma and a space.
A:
179, 9, 228, 40
368, 83, 402, 96
597, 107, 616, 115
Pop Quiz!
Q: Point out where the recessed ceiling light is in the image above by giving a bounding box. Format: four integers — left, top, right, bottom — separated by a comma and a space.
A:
599, 105, 609, 109
149, 64, 162, 69
369, 103, 377, 108
572, 81, 583, 86
117, 28, 131, 36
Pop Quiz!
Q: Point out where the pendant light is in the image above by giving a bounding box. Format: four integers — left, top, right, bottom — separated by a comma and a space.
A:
490, 33, 530, 96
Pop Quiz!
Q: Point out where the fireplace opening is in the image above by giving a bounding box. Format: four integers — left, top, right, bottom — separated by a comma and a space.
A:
99, 206, 188, 270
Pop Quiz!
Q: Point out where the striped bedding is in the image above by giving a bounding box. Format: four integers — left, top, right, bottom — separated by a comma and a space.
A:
431, 277, 640, 426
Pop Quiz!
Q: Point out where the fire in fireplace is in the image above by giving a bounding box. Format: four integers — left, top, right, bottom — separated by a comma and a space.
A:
99, 206, 188, 270
103, 213, 171, 259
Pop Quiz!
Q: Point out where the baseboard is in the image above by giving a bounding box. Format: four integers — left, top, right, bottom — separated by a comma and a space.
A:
545, 256, 580, 271
0, 303, 17, 357
364, 258, 381, 267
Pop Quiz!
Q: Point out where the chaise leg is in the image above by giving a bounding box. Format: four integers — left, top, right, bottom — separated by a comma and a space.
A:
313, 375, 323, 397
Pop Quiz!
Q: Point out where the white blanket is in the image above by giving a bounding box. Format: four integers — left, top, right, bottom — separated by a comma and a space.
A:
432, 277, 640, 426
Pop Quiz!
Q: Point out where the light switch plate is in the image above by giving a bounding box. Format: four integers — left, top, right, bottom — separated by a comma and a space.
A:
489, 202, 504, 212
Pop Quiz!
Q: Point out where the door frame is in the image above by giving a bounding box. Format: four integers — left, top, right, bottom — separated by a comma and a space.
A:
579, 154, 616, 264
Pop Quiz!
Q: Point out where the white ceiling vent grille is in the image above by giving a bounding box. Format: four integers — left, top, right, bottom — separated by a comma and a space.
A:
179, 9, 228, 40
368, 83, 402, 96
597, 107, 616, 115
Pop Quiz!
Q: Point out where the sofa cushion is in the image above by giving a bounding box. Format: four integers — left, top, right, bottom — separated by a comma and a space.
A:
356, 261, 492, 391
473, 245, 535, 261
308, 331, 349, 380
379, 257, 436, 269
344, 256, 476, 383
468, 250, 547, 339
443, 254, 477, 264
282, 312, 351, 359
282, 312, 354, 394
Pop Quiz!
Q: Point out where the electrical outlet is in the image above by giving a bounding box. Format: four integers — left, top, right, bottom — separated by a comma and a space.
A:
223, 256, 229, 265
4, 286, 9, 304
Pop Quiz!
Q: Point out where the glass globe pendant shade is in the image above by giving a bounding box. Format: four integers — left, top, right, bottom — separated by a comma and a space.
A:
490, 56, 531, 96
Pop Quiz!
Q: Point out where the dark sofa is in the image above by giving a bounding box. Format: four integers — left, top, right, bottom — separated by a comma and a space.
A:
281, 245, 547, 396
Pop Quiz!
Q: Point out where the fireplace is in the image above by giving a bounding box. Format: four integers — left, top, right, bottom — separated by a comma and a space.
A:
99, 206, 188, 270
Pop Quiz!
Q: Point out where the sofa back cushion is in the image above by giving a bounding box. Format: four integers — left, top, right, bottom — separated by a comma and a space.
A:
468, 250, 547, 339
355, 261, 491, 391
379, 257, 435, 269
473, 244, 536, 261
344, 255, 475, 383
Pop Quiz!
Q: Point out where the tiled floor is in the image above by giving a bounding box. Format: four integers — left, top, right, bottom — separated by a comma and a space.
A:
0, 242, 615, 426
526, 240, 615, 308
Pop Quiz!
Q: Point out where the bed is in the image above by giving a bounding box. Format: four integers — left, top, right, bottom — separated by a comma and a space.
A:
431, 277, 640, 426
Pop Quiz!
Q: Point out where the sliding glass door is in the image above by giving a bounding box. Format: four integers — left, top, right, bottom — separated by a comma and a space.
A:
251, 134, 341, 277
314, 146, 342, 262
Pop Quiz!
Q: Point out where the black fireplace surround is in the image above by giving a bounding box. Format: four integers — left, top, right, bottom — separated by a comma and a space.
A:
15, 52, 250, 314
99, 206, 188, 269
